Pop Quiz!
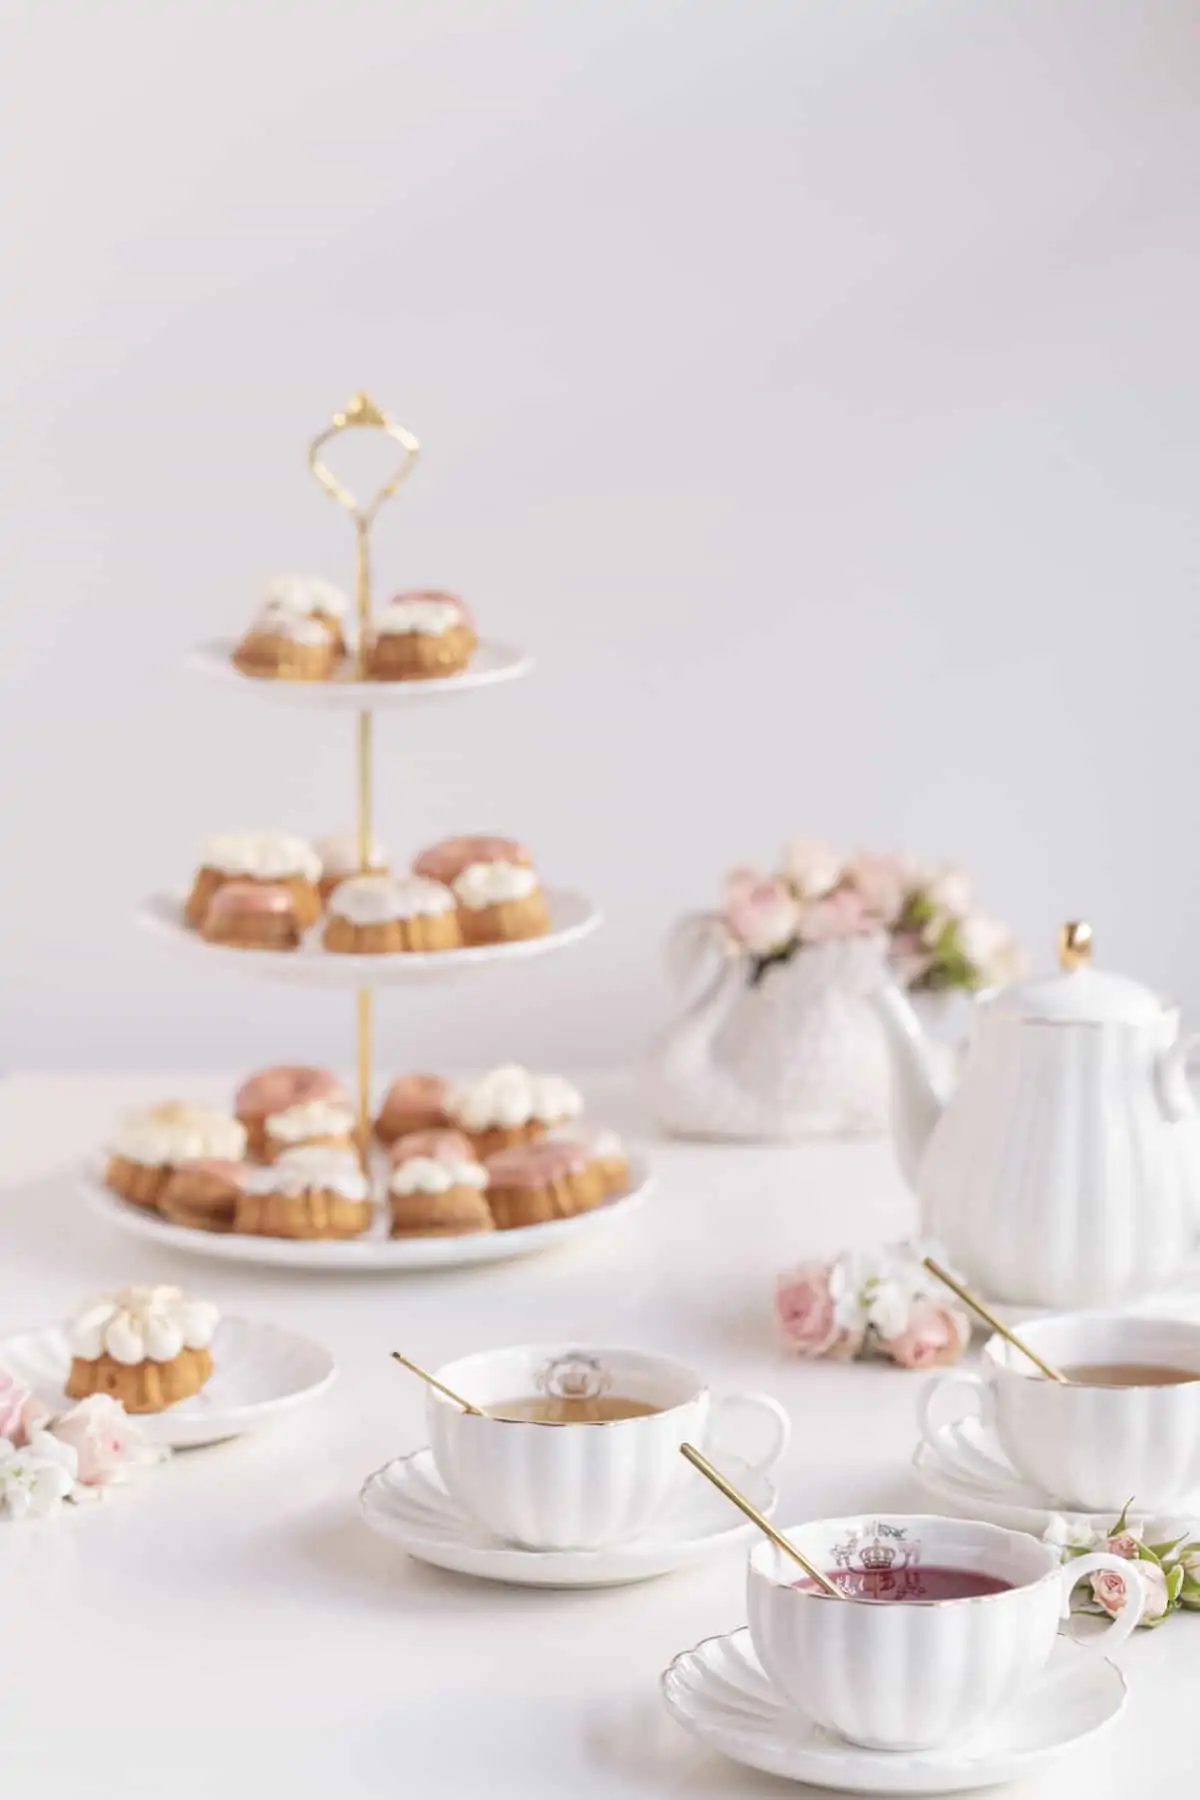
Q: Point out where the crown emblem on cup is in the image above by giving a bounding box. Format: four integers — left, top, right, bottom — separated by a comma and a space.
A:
538, 1351, 610, 1402
859, 1543, 896, 1571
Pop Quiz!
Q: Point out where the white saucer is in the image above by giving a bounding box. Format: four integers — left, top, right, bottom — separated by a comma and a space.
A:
190, 637, 532, 707
913, 1414, 1200, 1538
0, 1317, 336, 1448
661, 1628, 1126, 1794
137, 890, 602, 989
359, 1446, 777, 1587
80, 1156, 653, 1272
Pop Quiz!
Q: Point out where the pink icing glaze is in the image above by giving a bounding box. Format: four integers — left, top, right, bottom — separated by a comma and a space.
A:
413, 836, 531, 884
387, 1127, 474, 1166
205, 881, 295, 918
172, 1157, 248, 1186
236, 1065, 346, 1116
388, 588, 474, 629
485, 1139, 589, 1184
379, 1073, 452, 1116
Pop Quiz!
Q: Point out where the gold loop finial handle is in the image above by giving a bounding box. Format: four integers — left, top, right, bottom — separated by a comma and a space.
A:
1058, 921, 1093, 971
307, 390, 420, 526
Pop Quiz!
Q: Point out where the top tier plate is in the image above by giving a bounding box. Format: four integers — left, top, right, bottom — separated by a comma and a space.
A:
189, 639, 532, 710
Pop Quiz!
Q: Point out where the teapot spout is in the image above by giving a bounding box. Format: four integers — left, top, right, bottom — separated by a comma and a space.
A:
869, 981, 950, 1185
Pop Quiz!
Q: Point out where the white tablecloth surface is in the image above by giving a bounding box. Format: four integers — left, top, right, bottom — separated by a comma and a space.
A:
0, 1071, 1190, 1799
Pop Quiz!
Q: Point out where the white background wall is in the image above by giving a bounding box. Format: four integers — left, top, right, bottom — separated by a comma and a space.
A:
3, 0, 1198, 1073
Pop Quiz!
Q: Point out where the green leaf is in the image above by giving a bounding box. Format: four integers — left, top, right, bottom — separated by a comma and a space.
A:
900, 894, 935, 931
1135, 1544, 1165, 1568
1148, 1537, 1190, 1561
1177, 1589, 1200, 1611
1166, 1565, 1185, 1604
1111, 1500, 1134, 1538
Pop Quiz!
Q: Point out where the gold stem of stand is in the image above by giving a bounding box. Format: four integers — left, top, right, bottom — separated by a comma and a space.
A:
307, 393, 421, 1152
355, 518, 373, 1147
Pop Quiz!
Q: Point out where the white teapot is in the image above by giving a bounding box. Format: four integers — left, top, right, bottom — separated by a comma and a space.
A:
870, 923, 1200, 1307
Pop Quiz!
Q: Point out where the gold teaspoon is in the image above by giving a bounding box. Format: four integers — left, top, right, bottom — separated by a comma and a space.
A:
679, 1443, 846, 1598
922, 1257, 1069, 1385
390, 1350, 485, 1415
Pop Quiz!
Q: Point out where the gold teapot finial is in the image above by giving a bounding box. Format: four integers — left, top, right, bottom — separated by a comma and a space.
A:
1058, 921, 1093, 971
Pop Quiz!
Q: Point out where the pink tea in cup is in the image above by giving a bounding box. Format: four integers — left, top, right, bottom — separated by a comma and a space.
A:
794, 1566, 1014, 1602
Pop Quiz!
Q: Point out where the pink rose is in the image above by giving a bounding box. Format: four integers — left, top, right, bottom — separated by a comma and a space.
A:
1090, 1567, 1130, 1618
776, 1262, 859, 1359
844, 853, 911, 928
725, 869, 801, 957
881, 1298, 969, 1371
47, 1394, 149, 1486
780, 838, 843, 899
1105, 1531, 1142, 1560
797, 888, 873, 942
0, 1367, 48, 1448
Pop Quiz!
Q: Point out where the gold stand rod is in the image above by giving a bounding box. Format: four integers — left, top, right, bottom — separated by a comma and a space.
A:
307, 393, 421, 1147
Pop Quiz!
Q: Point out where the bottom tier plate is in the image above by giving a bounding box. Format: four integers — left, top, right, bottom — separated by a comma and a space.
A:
79, 1157, 654, 1271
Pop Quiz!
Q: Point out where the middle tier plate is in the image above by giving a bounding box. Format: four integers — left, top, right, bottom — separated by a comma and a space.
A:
80, 1157, 654, 1271
138, 890, 602, 986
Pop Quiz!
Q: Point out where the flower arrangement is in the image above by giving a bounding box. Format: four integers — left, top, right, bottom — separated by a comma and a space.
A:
776, 1241, 971, 1370
1045, 1505, 1200, 1630
725, 840, 1023, 991
0, 1366, 162, 1518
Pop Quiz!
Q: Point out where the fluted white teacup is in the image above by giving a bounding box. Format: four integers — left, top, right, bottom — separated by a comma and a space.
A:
919, 1314, 1200, 1511
747, 1513, 1141, 1751
426, 1343, 790, 1550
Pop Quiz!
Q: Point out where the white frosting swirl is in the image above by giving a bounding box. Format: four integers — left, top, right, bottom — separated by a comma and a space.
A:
110, 1104, 247, 1167
263, 575, 347, 621
265, 1098, 356, 1143
315, 832, 387, 877
198, 833, 321, 881
273, 1143, 364, 1179
241, 1156, 370, 1201
390, 1156, 487, 1195
374, 597, 461, 637
329, 874, 455, 925
248, 609, 333, 646
70, 1286, 220, 1366
452, 862, 539, 909
450, 1066, 582, 1131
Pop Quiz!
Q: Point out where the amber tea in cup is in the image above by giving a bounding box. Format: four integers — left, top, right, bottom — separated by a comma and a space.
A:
1056, 1363, 1198, 1387
485, 1395, 661, 1423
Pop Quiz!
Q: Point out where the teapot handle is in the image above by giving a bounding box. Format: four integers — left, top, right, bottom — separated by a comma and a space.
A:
1157, 1032, 1199, 1122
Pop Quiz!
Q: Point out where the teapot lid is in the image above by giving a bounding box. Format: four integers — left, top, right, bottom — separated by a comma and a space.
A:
986, 922, 1166, 1025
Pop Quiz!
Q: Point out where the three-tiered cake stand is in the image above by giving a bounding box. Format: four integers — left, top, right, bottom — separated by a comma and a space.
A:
84, 392, 652, 1270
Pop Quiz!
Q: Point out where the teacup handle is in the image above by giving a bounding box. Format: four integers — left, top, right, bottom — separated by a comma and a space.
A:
704, 1391, 791, 1475
1058, 1552, 1145, 1656
917, 1369, 996, 1456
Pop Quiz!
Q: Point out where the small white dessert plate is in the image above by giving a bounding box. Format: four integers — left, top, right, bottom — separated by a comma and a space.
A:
79, 1157, 653, 1272
661, 1628, 1126, 1794
0, 1317, 335, 1449
137, 890, 602, 988
912, 1415, 1200, 1539
359, 1446, 777, 1587
190, 638, 532, 707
